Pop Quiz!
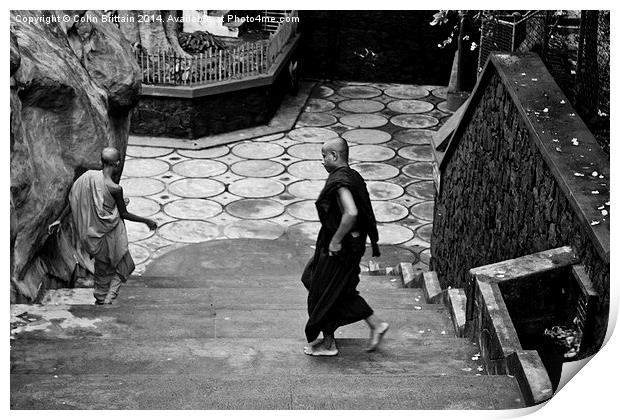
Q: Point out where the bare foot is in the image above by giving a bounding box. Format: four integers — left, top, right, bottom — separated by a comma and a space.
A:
304, 338, 324, 352
366, 322, 389, 352
303, 342, 338, 357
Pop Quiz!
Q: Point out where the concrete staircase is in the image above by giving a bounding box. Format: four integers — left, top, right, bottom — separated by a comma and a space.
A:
11, 268, 525, 409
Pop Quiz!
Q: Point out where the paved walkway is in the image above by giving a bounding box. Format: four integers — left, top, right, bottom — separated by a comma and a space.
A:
121, 81, 452, 276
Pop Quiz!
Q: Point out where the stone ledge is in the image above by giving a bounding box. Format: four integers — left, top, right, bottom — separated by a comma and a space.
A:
507, 351, 554, 406
474, 280, 522, 374
464, 247, 590, 406
399, 262, 423, 288
422, 271, 442, 304
446, 288, 466, 337
129, 80, 315, 150
469, 246, 579, 284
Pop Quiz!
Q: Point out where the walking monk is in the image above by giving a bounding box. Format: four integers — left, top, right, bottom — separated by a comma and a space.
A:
302, 138, 389, 356
49, 147, 157, 305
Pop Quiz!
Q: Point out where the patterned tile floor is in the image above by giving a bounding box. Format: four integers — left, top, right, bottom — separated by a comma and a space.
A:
122, 81, 452, 275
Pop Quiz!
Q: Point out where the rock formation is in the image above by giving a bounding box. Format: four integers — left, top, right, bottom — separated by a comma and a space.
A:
10, 10, 141, 302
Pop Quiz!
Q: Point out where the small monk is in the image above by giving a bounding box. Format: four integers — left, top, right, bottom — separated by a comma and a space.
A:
50, 147, 157, 305
301, 138, 389, 356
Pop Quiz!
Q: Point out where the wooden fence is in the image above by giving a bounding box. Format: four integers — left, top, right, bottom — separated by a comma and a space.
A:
135, 12, 298, 86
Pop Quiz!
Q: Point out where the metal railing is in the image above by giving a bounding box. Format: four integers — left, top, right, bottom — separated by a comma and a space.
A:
135, 11, 297, 86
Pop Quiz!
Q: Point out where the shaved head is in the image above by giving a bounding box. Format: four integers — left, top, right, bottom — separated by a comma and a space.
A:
101, 147, 121, 167
322, 137, 349, 162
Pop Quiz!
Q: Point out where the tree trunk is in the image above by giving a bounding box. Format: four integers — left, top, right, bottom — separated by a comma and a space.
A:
137, 10, 172, 53
116, 10, 211, 57
162, 10, 191, 57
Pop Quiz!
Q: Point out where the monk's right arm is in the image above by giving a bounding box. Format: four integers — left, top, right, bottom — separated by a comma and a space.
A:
329, 187, 358, 255
110, 185, 157, 230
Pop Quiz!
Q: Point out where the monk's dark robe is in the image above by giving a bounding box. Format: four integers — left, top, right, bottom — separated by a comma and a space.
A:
301, 166, 381, 342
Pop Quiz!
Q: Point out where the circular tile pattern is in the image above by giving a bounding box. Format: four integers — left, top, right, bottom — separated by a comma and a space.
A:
349, 145, 396, 162
126, 146, 173, 158
305, 98, 336, 112
342, 129, 391, 145
223, 220, 285, 240
172, 160, 227, 178
287, 222, 322, 242
393, 129, 434, 145
168, 178, 226, 198
366, 181, 404, 200
288, 127, 339, 143
288, 161, 328, 180
128, 243, 150, 265
125, 221, 154, 242
163, 198, 222, 219
372, 201, 409, 222
416, 224, 433, 243
123, 158, 169, 177
287, 143, 323, 160
120, 178, 166, 197
410, 201, 435, 221
231, 160, 285, 178
437, 101, 452, 113
402, 162, 434, 180
338, 85, 382, 99
297, 112, 338, 127
384, 85, 430, 99
288, 180, 325, 200
127, 197, 160, 217
225, 198, 285, 219
228, 178, 285, 198
377, 224, 414, 244
232, 142, 284, 159
387, 99, 435, 114
351, 163, 400, 180
286, 200, 319, 221
338, 99, 385, 113
340, 114, 388, 128
158, 220, 219, 243
406, 181, 436, 200
432, 86, 448, 99
177, 146, 229, 159
315, 86, 334, 98
391, 114, 439, 129
398, 145, 434, 162
254, 133, 285, 142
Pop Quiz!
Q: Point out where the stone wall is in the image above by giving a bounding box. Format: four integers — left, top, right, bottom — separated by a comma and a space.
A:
297, 10, 478, 87
431, 54, 610, 351
131, 65, 290, 139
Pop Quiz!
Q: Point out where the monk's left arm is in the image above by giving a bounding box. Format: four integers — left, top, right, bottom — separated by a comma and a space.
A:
48, 204, 71, 235
329, 187, 358, 255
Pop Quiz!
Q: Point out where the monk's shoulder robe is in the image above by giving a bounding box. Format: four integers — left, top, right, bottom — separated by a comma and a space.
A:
69, 170, 134, 280
301, 166, 380, 342
315, 166, 380, 257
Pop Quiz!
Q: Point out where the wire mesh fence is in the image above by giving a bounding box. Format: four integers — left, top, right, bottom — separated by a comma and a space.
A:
478, 10, 610, 152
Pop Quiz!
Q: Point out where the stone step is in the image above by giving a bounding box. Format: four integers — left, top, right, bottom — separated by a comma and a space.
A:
127, 274, 406, 290
117, 286, 431, 310
10, 373, 524, 409
11, 337, 484, 377
21, 306, 455, 341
